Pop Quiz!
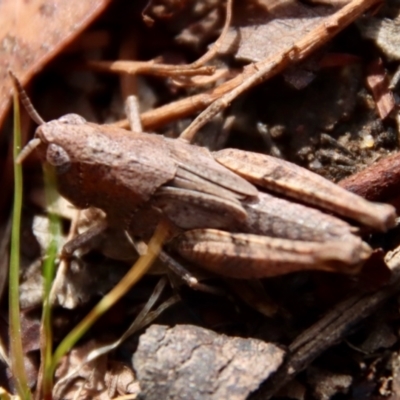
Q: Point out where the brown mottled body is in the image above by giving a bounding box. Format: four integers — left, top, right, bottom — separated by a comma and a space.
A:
32, 114, 396, 278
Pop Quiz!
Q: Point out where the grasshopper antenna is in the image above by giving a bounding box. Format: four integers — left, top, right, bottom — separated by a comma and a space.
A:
9, 70, 45, 163
8, 70, 45, 126
15, 138, 41, 164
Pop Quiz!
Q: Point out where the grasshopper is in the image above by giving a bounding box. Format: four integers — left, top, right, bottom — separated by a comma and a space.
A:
12, 75, 397, 280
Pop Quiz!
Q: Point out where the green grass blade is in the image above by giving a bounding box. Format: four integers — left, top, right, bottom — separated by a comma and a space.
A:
41, 167, 62, 398
9, 88, 32, 400
49, 219, 170, 378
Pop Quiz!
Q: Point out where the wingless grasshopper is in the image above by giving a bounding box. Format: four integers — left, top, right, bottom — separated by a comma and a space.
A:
11, 73, 397, 280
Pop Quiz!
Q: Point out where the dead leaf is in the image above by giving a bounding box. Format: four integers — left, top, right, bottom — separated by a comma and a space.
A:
0, 0, 112, 129
54, 340, 139, 400
366, 59, 395, 119
218, 0, 342, 63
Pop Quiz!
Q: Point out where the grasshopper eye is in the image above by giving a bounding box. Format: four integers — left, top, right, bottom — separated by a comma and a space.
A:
46, 143, 71, 173
58, 114, 86, 125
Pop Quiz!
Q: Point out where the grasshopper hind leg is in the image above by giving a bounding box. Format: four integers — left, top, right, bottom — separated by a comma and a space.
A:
174, 229, 371, 279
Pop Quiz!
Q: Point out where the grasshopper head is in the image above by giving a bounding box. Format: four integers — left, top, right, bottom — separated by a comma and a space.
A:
33, 114, 87, 173
30, 114, 98, 209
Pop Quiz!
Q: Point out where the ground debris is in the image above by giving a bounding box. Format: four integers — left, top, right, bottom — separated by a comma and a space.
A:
218, 0, 341, 63
358, 12, 400, 60
359, 322, 397, 353
54, 339, 139, 400
339, 151, 400, 203
366, 59, 395, 120
2, 0, 400, 398
132, 324, 285, 400
307, 367, 353, 400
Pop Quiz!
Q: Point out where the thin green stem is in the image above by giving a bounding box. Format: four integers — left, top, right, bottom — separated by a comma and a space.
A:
49, 220, 170, 379
41, 167, 61, 399
9, 89, 32, 400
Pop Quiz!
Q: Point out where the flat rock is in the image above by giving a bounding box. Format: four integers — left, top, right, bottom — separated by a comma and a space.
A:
132, 324, 285, 400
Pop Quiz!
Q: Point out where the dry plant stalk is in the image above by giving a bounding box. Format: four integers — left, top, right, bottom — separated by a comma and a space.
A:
180, 0, 382, 141
110, 0, 381, 133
